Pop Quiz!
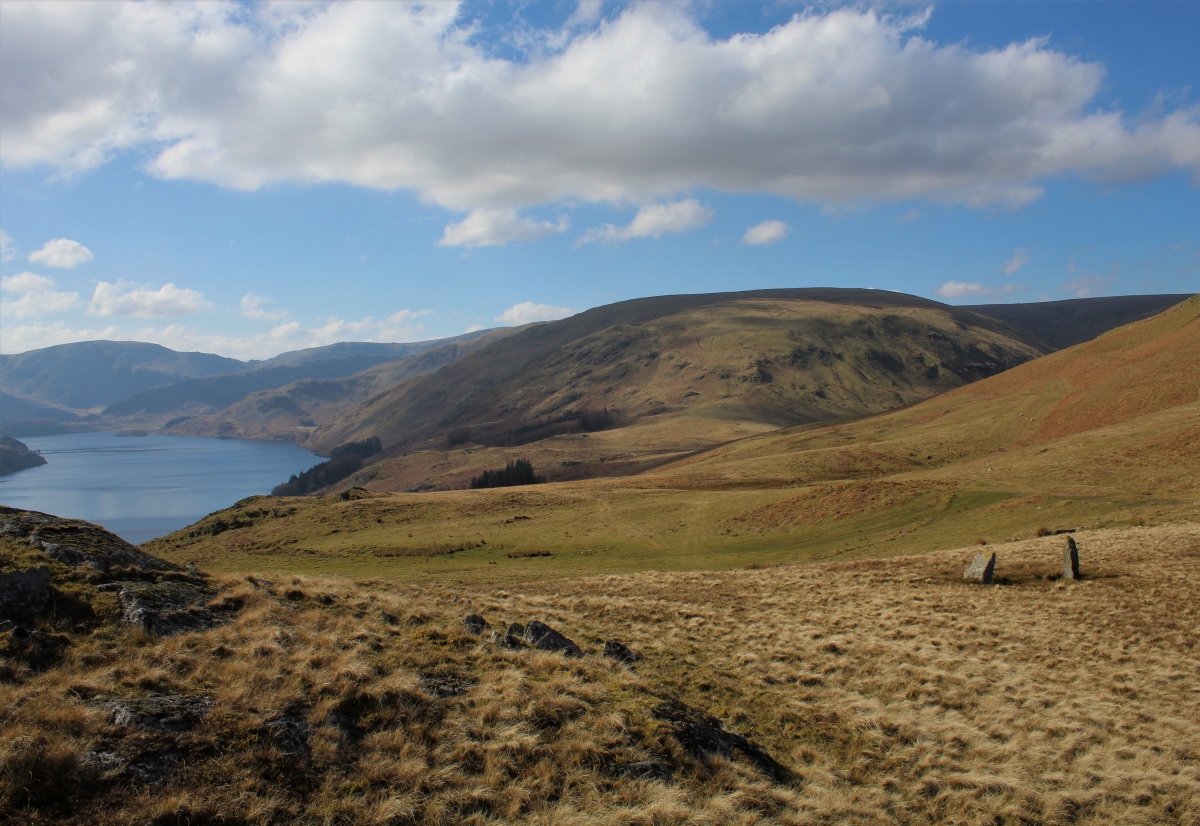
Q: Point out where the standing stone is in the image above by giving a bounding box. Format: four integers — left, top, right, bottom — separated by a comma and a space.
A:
1064, 536, 1081, 581
964, 552, 996, 584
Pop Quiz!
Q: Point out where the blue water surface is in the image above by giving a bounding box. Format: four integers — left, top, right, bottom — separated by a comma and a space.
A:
0, 432, 319, 544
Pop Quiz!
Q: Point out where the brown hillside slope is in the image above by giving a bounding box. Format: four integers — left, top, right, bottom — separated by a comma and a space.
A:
310, 289, 1047, 487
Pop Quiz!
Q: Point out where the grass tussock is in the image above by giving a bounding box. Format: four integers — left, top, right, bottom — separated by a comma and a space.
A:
4, 522, 1200, 824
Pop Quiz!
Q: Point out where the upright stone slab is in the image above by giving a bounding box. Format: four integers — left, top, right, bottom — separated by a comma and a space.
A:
964, 552, 996, 584
1063, 536, 1081, 581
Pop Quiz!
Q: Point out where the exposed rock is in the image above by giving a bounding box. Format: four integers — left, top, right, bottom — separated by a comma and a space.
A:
463, 613, 488, 635
0, 507, 177, 574
523, 620, 583, 657
3, 624, 69, 668
506, 622, 525, 638
116, 581, 218, 636
1064, 536, 1082, 581
603, 639, 638, 664
652, 698, 789, 781
964, 552, 996, 584
103, 693, 212, 732
0, 565, 50, 618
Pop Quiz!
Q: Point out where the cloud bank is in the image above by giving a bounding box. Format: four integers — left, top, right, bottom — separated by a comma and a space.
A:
3, 2, 1196, 213
88, 280, 212, 317
496, 302, 575, 325
439, 210, 568, 248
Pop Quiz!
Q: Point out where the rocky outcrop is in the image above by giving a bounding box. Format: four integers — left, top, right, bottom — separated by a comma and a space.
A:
0, 506, 177, 573
463, 613, 488, 635
110, 580, 219, 636
0, 565, 51, 618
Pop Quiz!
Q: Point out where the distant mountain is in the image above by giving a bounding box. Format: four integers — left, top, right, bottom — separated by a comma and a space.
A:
0, 341, 243, 410
968, 294, 1194, 350
104, 331, 501, 419
164, 327, 521, 442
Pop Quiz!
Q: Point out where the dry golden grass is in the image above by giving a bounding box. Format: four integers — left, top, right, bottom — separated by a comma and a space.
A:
5, 523, 1199, 824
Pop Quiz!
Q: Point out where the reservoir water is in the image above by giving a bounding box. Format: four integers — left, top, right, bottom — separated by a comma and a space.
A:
0, 432, 320, 544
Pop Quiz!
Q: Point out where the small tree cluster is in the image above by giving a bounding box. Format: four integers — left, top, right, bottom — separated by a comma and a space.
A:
469, 459, 541, 489
272, 437, 383, 496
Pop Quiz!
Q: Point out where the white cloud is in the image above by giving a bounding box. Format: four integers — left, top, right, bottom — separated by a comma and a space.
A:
0, 308, 438, 359
937, 281, 994, 300
579, 199, 713, 244
2, 271, 54, 294
741, 220, 789, 246
439, 209, 568, 248
239, 292, 288, 322
496, 302, 575, 326
0, 230, 15, 261
4, 4, 1195, 211
28, 238, 94, 268
87, 279, 212, 317
1002, 248, 1031, 276
0, 271, 80, 319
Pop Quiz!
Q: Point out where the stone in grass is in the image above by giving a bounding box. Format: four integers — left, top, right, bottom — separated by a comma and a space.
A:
463, 613, 488, 635
1064, 536, 1082, 581
103, 693, 212, 732
522, 620, 583, 657
964, 552, 996, 584
603, 639, 638, 664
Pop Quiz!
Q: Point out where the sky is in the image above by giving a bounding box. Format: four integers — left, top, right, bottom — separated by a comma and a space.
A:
1, 0, 1197, 360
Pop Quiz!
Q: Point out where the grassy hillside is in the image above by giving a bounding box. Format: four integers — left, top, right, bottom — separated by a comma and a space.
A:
4, 506, 1198, 824
310, 290, 1049, 486
145, 296, 1198, 583
969, 293, 1193, 350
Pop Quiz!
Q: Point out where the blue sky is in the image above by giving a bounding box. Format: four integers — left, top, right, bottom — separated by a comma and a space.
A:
1, 0, 1196, 359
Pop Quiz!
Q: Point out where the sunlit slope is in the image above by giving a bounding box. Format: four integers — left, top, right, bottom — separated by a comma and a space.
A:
146, 297, 1197, 581
312, 289, 1047, 486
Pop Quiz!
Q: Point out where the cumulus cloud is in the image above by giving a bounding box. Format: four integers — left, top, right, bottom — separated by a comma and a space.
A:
579, 199, 714, 244
0, 272, 80, 319
4, 3, 1195, 212
2, 271, 54, 294
0, 230, 15, 261
496, 302, 575, 325
742, 220, 789, 246
1002, 248, 1031, 276
240, 292, 288, 322
27, 238, 94, 268
439, 209, 568, 248
87, 280, 212, 317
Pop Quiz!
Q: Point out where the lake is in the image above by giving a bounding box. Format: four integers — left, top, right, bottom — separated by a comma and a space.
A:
0, 432, 320, 544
